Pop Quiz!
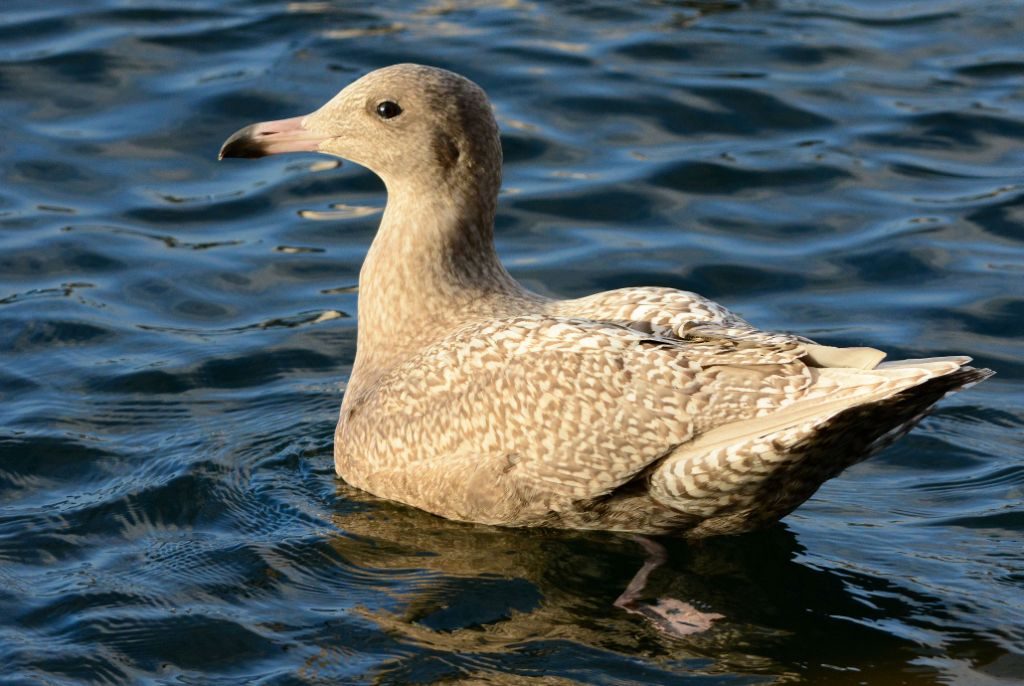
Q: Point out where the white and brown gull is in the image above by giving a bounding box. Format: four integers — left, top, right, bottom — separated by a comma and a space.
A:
220, 64, 992, 538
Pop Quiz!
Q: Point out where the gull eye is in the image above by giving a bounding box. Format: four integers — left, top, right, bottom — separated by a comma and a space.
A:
376, 101, 402, 119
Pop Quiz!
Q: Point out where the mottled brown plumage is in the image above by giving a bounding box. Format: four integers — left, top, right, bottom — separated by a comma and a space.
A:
220, 64, 992, 537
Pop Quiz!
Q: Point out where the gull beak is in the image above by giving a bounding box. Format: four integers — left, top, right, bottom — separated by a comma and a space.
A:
218, 115, 327, 160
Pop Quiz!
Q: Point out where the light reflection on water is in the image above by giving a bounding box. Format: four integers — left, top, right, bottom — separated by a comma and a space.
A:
0, 0, 1022, 683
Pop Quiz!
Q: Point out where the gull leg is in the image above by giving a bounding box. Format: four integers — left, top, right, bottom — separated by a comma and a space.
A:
614, 535, 724, 637
613, 535, 668, 609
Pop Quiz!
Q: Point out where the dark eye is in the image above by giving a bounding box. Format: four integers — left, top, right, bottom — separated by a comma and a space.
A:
376, 101, 402, 119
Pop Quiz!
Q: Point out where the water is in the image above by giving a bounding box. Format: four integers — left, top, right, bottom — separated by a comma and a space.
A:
1, 0, 1022, 683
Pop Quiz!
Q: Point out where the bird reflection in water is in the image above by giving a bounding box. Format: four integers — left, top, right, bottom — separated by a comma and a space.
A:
326, 483, 951, 684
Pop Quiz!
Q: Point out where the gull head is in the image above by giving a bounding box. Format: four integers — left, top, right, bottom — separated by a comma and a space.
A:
219, 64, 502, 191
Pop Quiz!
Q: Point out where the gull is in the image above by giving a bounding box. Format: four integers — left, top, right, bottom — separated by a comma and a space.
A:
220, 64, 992, 540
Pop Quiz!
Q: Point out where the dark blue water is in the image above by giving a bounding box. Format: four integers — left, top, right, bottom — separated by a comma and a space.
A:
1, 1, 1022, 683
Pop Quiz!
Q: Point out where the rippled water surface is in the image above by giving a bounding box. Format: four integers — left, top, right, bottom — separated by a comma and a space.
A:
2, 0, 1023, 683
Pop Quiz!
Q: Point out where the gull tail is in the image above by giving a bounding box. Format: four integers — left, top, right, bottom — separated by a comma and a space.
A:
649, 356, 993, 538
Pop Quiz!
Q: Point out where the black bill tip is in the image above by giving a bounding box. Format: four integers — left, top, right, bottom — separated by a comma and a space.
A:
218, 124, 268, 160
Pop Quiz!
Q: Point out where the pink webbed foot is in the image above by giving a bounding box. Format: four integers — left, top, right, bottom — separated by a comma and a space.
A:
614, 535, 724, 638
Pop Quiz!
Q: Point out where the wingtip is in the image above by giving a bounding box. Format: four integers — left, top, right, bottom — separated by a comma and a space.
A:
962, 366, 995, 386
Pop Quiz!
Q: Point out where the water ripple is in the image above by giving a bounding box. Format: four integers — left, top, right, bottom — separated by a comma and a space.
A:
0, 0, 1021, 683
